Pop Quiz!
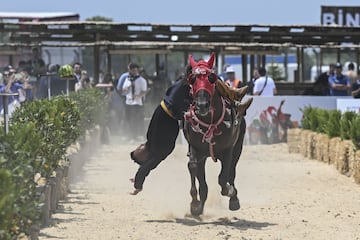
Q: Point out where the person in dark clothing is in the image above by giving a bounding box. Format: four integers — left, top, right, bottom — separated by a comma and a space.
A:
129, 66, 248, 195
305, 64, 335, 96
129, 78, 192, 194
351, 70, 360, 98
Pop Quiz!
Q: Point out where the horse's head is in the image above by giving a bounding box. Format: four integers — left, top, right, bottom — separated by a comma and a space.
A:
187, 52, 217, 116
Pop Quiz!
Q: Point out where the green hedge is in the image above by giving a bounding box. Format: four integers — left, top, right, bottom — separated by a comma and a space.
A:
0, 88, 107, 239
301, 106, 360, 150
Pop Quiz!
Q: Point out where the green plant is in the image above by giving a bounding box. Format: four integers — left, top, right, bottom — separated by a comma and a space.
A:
10, 96, 81, 178
340, 111, 357, 140
350, 115, 360, 150
326, 109, 342, 138
300, 106, 313, 130
0, 123, 41, 239
315, 108, 329, 133
69, 88, 108, 135
0, 89, 108, 238
300, 106, 322, 131
0, 167, 15, 240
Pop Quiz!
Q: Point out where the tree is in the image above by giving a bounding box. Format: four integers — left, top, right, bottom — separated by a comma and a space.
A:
85, 16, 113, 22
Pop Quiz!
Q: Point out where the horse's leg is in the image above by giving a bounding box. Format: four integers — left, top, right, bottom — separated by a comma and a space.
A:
218, 150, 233, 197
187, 148, 202, 216
227, 149, 241, 211
196, 156, 208, 215
227, 118, 246, 211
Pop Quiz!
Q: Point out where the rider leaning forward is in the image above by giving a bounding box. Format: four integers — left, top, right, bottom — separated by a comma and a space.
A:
129, 64, 249, 195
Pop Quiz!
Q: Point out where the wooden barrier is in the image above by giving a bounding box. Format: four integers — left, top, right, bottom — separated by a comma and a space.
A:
287, 128, 359, 185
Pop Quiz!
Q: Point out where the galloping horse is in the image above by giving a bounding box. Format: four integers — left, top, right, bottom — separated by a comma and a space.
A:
183, 53, 252, 216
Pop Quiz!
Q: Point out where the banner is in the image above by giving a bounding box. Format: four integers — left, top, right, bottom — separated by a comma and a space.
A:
321, 6, 360, 26
243, 96, 351, 145
337, 98, 360, 113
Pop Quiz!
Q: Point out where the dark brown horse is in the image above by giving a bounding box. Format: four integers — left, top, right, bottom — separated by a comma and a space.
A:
183, 53, 252, 216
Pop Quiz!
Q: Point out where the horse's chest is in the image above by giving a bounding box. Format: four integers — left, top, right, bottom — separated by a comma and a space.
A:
184, 110, 239, 152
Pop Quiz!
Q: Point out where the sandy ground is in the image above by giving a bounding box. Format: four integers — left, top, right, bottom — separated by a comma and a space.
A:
39, 136, 360, 240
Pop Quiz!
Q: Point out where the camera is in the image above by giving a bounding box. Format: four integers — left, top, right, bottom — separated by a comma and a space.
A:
129, 75, 140, 82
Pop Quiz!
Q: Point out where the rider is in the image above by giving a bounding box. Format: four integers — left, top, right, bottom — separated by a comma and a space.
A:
129, 64, 249, 195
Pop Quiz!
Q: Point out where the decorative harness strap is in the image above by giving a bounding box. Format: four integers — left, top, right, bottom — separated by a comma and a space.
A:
185, 97, 226, 162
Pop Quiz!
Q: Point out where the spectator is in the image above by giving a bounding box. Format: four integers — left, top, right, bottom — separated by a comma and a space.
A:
27, 47, 46, 98
351, 69, 360, 98
253, 67, 277, 96
73, 62, 82, 83
37, 64, 77, 98
246, 67, 260, 95
345, 62, 358, 86
17, 67, 33, 101
122, 63, 148, 143
328, 62, 350, 96
116, 63, 139, 139
218, 64, 230, 81
0, 66, 25, 115
75, 70, 91, 92
224, 66, 241, 89
312, 63, 335, 96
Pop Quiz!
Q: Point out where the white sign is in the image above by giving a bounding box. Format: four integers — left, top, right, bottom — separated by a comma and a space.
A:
321, 6, 360, 26
336, 98, 360, 113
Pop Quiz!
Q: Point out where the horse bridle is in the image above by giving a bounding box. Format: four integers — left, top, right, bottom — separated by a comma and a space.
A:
186, 66, 226, 162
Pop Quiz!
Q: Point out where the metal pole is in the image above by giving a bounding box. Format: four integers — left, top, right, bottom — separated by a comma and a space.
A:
3, 95, 8, 134
1, 93, 19, 135
47, 75, 51, 100
66, 79, 69, 96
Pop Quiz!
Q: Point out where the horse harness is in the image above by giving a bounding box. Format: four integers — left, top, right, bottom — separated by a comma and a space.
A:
184, 97, 240, 162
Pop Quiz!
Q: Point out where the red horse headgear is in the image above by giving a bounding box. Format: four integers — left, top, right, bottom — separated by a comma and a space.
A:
188, 52, 217, 96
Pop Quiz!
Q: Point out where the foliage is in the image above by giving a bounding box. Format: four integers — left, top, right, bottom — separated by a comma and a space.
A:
0, 123, 41, 239
350, 115, 360, 150
0, 167, 16, 239
10, 97, 81, 178
301, 106, 359, 150
300, 106, 318, 131
0, 83, 106, 239
325, 109, 341, 138
69, 88, 108, 136
340, 111, 357, 140
85, 16, 113, 22
315, 108, 329, 134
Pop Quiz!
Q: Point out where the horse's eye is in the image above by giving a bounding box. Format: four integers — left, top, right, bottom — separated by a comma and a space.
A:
188, 74, 196, 84
208, 73, 217, 83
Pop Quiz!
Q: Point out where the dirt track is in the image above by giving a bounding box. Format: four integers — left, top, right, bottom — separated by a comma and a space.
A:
39, 136, 360, 240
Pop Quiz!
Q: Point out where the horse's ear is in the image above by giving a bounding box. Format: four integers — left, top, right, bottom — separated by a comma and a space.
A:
188, 55, 197, 68
207, 52, 215, 68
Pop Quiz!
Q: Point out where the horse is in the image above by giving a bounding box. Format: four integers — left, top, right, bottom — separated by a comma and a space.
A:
183, 52, 253, 216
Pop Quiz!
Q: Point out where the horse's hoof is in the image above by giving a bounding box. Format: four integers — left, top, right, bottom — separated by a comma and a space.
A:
229, 198, 240, 211
190, 201, 203, 216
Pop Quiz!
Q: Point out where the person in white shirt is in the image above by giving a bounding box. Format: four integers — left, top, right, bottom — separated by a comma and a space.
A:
122, 63, 148, 142
253, 67, 277, 96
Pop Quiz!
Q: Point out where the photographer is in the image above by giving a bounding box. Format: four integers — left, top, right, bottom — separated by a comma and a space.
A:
122, 63, 148, 143
27, 48, 46, 98
0, 66, 25, 115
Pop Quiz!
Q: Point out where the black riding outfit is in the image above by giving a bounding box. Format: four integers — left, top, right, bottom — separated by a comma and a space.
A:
133, 80, 192, 190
